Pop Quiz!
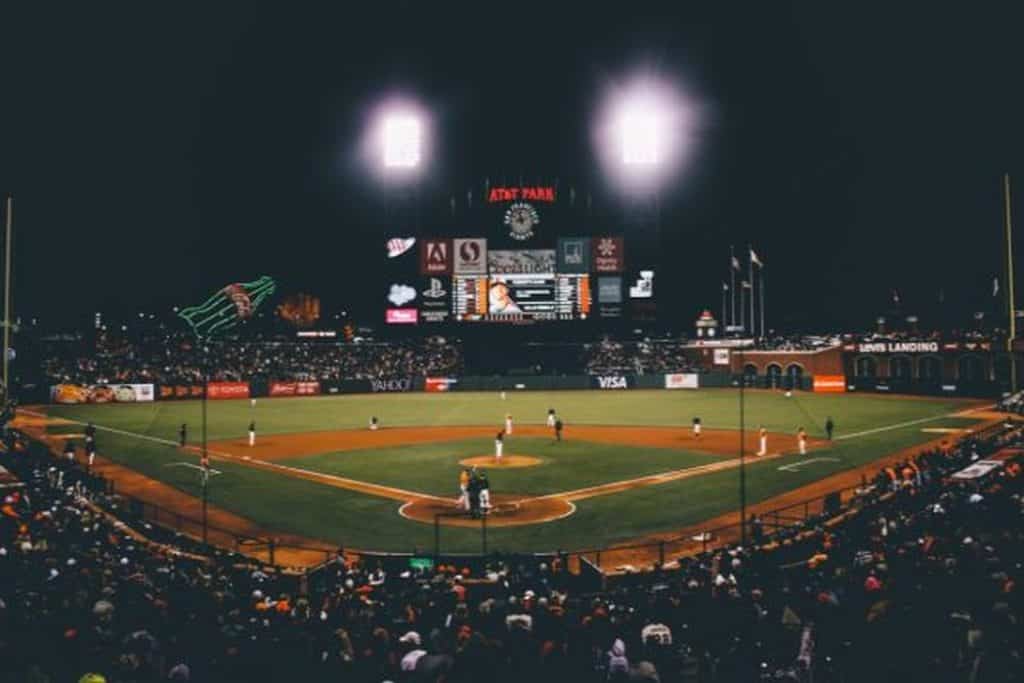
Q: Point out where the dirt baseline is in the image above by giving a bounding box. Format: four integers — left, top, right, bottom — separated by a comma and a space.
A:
400, 493, 575, 528
459, 455, 542, 468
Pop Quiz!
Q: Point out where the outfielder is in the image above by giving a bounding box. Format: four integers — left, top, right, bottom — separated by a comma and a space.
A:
547, 408, 556, 427
757, 425, 768, 456
495, 430, 504, 461
248, 419, 256, 447
369, 416, 379, 431
505, 413, 513, 435
798, 427, 808, 455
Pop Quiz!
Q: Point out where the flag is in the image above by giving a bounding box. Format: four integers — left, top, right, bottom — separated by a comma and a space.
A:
731, 255, 741, 271
993, 277, 1000, 297
750, 249, 763, 267
722, 282, 729, 291
892, 289, 901, 305
742, 280, 752, 289
179, 276, 277, 340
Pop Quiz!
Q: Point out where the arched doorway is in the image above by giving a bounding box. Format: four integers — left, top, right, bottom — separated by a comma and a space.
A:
855, 356, 877, 378
918, 355, 941, 382
889, 355, 912, 380
766, 364, 783, 389
743, 364, 758, 387
785, 364, 804, 390
957, 355, 985, 382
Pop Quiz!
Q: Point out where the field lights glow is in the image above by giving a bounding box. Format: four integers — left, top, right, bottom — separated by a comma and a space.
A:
383, 115, 422, 168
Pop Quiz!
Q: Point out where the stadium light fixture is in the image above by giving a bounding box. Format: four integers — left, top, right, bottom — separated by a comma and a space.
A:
382, 115, 421, 168
592, 74, 702, 193
362, 98, 431, 182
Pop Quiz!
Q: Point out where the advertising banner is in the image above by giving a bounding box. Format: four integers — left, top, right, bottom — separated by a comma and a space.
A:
207, 382, 250, 400
557, 237, 591, 274
813, 375, 847, 393
159, 385, 205, 400
370, 378, 414, 393
51, 383, 155, 404
713, 349, 730, 366
592, 375, 631, 389
453, 238, 487, 274
664, 373, 699, 389
487, 250, 556, 275
592, 236, 625, 272
420, 238, 453, 275
386, 308, 419, 324
269, 381, 321, 397
425, 377, 458, 392
419, 276, 450, 323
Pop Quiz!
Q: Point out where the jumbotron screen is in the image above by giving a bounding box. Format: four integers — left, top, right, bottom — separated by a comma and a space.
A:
453, 274, 591, 321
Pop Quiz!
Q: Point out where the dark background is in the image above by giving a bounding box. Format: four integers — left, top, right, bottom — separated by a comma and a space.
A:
2, 1, 1022, 332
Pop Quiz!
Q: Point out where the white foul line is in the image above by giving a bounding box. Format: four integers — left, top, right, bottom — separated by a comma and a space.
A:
834, 411, 970, 441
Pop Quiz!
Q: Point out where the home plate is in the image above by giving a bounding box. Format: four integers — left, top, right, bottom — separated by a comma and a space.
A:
921, 428, 968, 434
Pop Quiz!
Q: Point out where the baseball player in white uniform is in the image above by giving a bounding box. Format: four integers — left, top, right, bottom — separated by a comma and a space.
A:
547, 408, 556, 427
495, 430, 504, 462
505, 414, 513, 435
248, 420, 256, 447
757, 425, 768, 456
798, 427, 808, 455
692, 417, 702, 439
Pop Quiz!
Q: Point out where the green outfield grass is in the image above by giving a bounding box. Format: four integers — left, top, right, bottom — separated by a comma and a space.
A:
37, 390, 984, 553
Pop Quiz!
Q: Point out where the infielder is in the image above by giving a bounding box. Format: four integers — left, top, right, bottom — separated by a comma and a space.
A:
692, 416, 702, 439
495, 430, 504, 462
757, 425, 768, 456
505, 413, 513, 435
457, 468, 470, 511
547, 408, 556, 427
248, 419, 256, 447
798, 427, 808, 455
478, 470, 492, 512
369, 416, 379, 431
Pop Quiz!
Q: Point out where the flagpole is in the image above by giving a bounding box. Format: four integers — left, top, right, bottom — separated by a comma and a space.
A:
1006, 173, 1017, 393
722, 285, 728, 333
739, 283, 745, 332
748, 247, 755, 339
2, 195, 12, 392
760, 268, 765, 340
730, 246, 736, 331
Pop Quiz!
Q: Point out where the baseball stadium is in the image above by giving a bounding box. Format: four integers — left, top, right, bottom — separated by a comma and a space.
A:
3, 4, 1023, 682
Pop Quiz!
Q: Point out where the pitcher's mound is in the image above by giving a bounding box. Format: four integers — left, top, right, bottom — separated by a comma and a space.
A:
400, 493, 574, 527
459, 454, 542, 468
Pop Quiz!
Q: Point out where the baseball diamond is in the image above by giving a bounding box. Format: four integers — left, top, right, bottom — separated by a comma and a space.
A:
17, 389, 989, 561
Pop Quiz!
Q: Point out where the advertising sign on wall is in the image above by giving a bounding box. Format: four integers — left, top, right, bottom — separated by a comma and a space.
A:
420, 238, 453, 275
487, 250, 556, 275
713, 349, 730, 366
370, 378, 414, 393
453, 238, 487, 274
269, 381, 321, 397
593, 375, 630, 389
419, 277, 450, 323
386, 308, 419, 324
592, 236, 625, 272
160, 385, 205, 399
812, 375, 847, 393
557, 237, 591, 274
664, 374, 699, 389
207, 382, 250, 400
425, 377, 458, 392
52, 383, 156, 404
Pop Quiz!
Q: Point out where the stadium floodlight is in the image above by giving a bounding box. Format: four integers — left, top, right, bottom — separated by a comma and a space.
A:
382, 114, 421, 168
592, 74, 702, 193
361, 98, 431, 181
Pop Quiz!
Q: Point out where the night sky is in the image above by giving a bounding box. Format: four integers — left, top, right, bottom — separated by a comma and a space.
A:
2, 2, 1022, 331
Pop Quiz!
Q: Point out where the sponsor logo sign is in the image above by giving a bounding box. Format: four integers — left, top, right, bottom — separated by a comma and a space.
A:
665, 373, 699, 389
420, 277, 450, 323
557, 237, 591, 273
387, 283, 416, 306
425, 377, 457, 392
595, 375, 629, 389
386, 308, 419, 324
593, 236, 625, 272
269, 381, 321, 397
629, 270, 654, 299
371, 378, 413, 393
812, 375, 847, 393
598, 277, 622, 303
487, 186, 556, 202
207, 382, 250, 400
52, 383, 155, 404
856, 341, 941, 354
505, 202, 540, 241
713, 349, 731, 366
422, 277, 447, 299
386, 237, 416, 258
160, 385, 204, 399
420, 238, 452, 275
487, 249, 556, 275
453, 238, 487, 274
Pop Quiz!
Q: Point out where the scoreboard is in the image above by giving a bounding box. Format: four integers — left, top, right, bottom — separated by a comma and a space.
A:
453, 274, 591, 321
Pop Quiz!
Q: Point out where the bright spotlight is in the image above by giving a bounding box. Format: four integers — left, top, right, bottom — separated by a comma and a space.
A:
383, 115, 421, 168
593, 75, 702, 193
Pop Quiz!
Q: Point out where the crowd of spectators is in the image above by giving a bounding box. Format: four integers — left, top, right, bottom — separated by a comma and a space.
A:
4, 414, 1021, 681
583, 340, 699, 376
39, 332, 463, 386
